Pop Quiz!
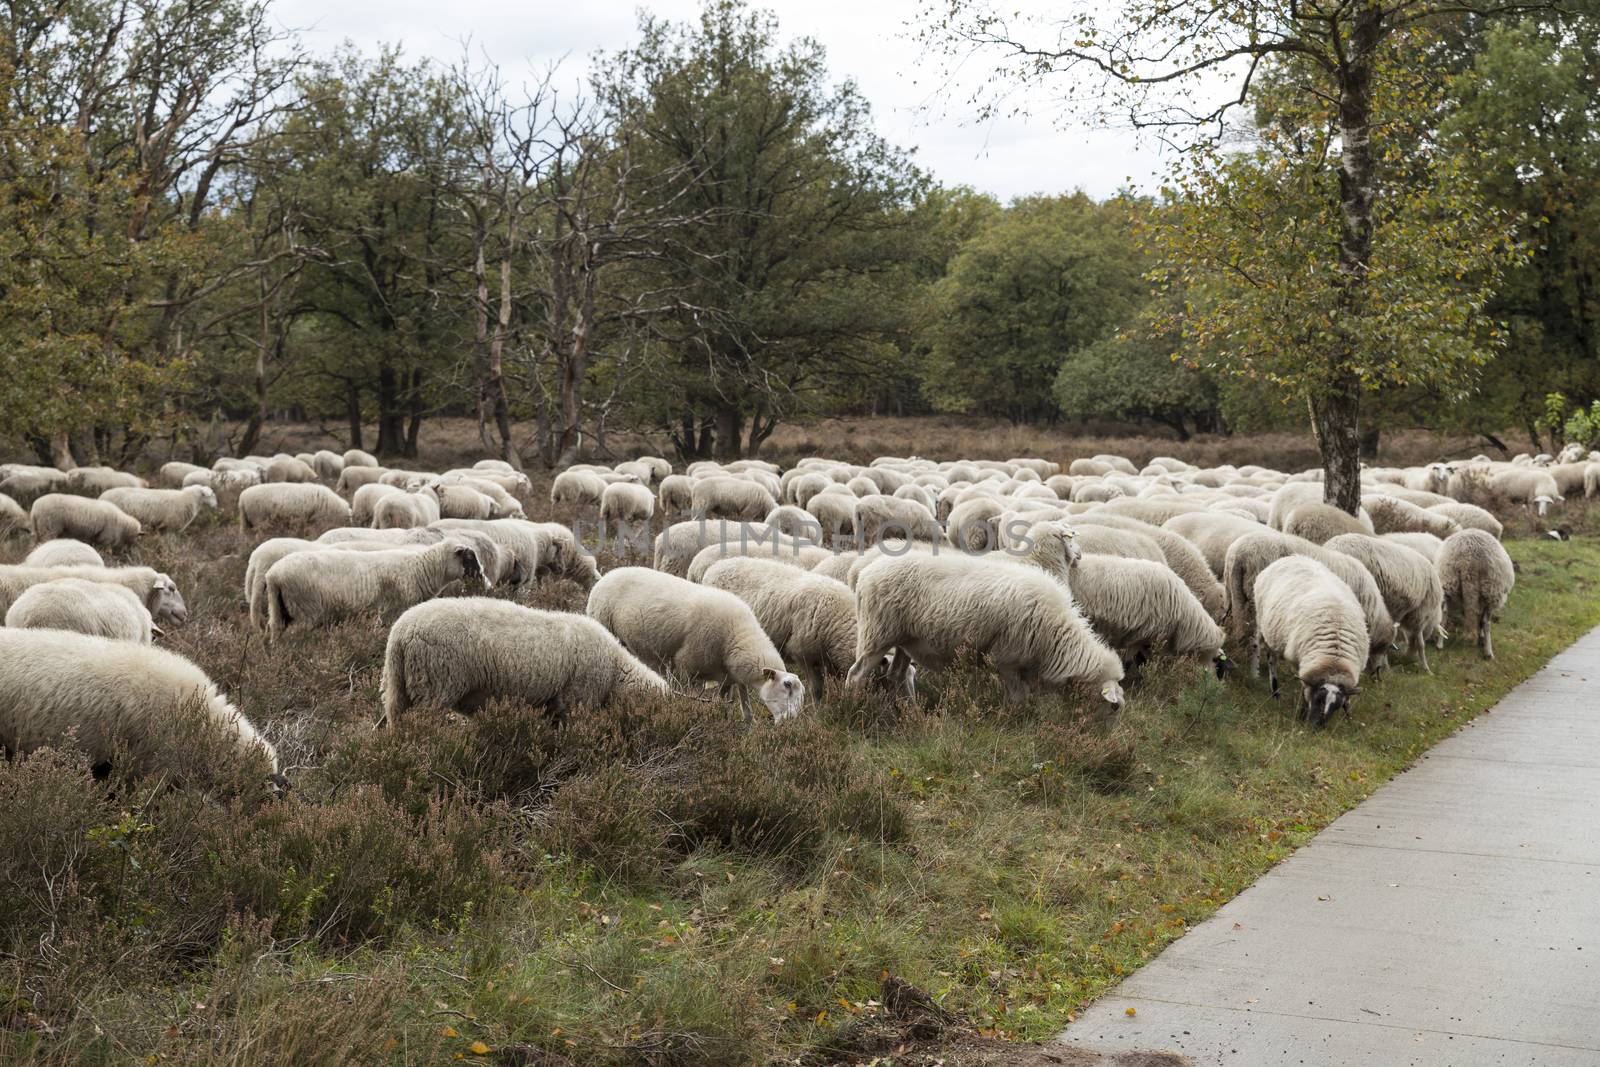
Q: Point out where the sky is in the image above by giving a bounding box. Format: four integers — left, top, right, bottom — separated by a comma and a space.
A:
268, 0, 1169, 202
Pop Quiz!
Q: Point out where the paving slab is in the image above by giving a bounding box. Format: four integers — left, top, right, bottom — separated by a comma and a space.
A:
1059, 626, 1600, 1066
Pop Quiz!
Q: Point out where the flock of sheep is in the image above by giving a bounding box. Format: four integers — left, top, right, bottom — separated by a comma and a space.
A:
0, 436, 1575, 788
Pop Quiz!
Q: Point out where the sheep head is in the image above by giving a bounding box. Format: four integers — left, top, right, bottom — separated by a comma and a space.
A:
1303, 681, 1358, 727
758, 667, 805, 722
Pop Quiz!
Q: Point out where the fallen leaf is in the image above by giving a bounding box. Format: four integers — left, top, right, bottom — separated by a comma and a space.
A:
1125, 1007, 1138, 1017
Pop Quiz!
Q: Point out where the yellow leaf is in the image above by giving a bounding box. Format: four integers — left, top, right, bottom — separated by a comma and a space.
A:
468, 1041, 491, 1056
1125, 1007, 1138, 1017
438, 1026, 460, 1039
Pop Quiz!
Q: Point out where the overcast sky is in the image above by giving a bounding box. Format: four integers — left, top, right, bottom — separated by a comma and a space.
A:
269, 0, 1169, 202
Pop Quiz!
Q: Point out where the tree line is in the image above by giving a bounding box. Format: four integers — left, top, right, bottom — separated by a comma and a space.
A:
2, 0, 1595, 473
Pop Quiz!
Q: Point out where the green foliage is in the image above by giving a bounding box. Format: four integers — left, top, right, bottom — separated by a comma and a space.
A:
1053, 299, 1221, 439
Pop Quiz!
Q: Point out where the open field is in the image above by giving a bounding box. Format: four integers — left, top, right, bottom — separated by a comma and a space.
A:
2, 460, 1595, 1066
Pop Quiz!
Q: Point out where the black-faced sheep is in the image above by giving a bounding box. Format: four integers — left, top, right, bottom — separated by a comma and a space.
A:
1252, 555, 1368, 726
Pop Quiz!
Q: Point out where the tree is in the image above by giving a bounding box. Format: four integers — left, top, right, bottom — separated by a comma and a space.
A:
921, 192, 1150, 423
923, 0, 1572, 510
599, 0, 924, 460
1054, 302, 1221, 438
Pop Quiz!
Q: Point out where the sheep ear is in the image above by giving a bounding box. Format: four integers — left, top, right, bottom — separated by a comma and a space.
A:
762, 667, 778, 681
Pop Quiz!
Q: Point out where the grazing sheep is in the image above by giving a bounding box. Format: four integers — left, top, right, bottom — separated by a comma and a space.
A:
0, 628, 277, 778
946, 496, 1005, 553
1380, 531, 1444, 562
1282, 502, 1373, 544
855, 494, 940, 546
686, 540, 832, 584
159, 461, 207, 487
438, 474, 524, 519
633, 456, 672, 482
1252, 555, 1368, 726
519, 521, 601, 588
1066, 555, 1226, 667
31, 494, 141, 548
1436, 529, 1515, 660
805, 491, 859, 543
657, 474, 694, 513
1096, 496, 1206, 525
311, 450, 346, 481
23, 539, 104, 568
0, 565, 185, 625
421, 522, 527, 588
377, 469, 437, 491
0, 492, 29, 536
701, 556, 858, 698
600, 480, 656, 534
1069, 514, 1225, 621
847, 551, 1124, 710
264, 456, 317, 483
1324, 533, 1445, 671
1069, 458, 1114, 477
1428, 502, 1504, 540
1070, 481, 1123, 504
586, 567, 806, 721
338, 466, 390, 493
187, 466, 261, 508
434, 483, 498, 521
66, 467, 146, 494
264, 540, 490, 640
1222, 531, 1396, 673
1485, 467, 1562, 515
787, 472, 833, 508
1163, 511, 1266, 578
893, 483, 939, 514
652, 519, 778, 578
764, 505, 825, 542
1055, 524, 1165, 565
239, 483, 352, 531
690, 477, 777, 523
380, 599, 669, 725
373, 486, 442, 530
551, 469, 607, 507
0, 469, 68, 507
352, 483, 405, 526
99, 485, 218, 531
1361, 495, 1461, 538
6, 578, 154, 643
247, 536, 491, 632
317, 526, 443, 547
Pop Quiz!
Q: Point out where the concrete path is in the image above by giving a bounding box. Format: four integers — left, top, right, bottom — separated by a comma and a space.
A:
1059, 626, 1600, 1066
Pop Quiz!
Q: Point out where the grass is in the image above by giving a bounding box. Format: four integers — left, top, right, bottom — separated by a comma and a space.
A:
0, 478, 1596, 1066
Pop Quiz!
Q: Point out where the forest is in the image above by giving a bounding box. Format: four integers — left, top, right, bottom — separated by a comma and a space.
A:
2, 0, 1598, 473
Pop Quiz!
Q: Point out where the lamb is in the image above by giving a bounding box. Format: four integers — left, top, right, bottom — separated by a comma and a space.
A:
66, 467, 146, 494
31, 494, 141, 548
352, 483, 405, 526
1, 492, 29, 536
0, 628, 278, 779
1361, 495, 1461, 538
23, 539, 104, 568
238, 483, 352, 531
1281, 502, 1373, 544
686, 540, 832, 584
1428, 502, 1504, 540
159, 461, 207, 487
701, 556, 858, 698
0, 565, 186, 625
1252, 556, 1368, 726
690, 477, 778, 522
99, 485, 219, 531
1436, 529, 1515, 660
1065, 555, 1226, 668
600, 480, 656, 533
550, 469, 607, 507
1324, 533, 1445, 672
1069, 513, 1225, 620
855, 494, 940, 546
373, 486, 442, 529
264, 456, 317, 483
586, 567, 806, 721
263, 539, 490, 640
6, 578, 154, 643
658, 474, 694, 513
1222, 531, 1396, 673
846, 551, 1124, 711
380, 599, 669, 725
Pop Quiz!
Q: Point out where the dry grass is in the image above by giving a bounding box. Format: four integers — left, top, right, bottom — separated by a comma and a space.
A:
0, 454, 1596, 1066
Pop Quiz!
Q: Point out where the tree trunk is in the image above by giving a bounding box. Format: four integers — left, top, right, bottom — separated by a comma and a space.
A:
404, 368, 425, 459
1324, 0, 1383, 515
346, 384, 363, 451
1359, 424, 1380, 460
50, 430, 76, 470
472, 238, 492, 451
713, 404, 743, 462
377, 363, 404, 457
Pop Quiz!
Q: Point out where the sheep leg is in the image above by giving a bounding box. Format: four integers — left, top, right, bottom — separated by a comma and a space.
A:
1479, 614, 1495, 660
846, 644, 895, 689
1412, 626, 1431, 673
1261, 641, 1279, 700
997, 669, 1028, 705
803, 663, 825, 704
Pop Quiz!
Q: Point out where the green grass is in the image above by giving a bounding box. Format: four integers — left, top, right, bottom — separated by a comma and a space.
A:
3, 532, 1598, 1066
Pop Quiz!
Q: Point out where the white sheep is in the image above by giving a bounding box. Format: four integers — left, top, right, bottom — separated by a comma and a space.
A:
946, 496, 1005, 552
380, 599, 669, 724
6, 578, 154, 643
23, 538, 104, 568
1252, 555, 1368, 726
804, 491, 859, 543
600, 480, 656, 533
586, 567, 806, 721
764, 505, 825, 542
1484, 467, 1562, 515
159, 461, 207, 487
338, 466, 389, 493
1281, 502, 1373, 544
373, 486, 442, 529
0, 628, 278, 779
657, 474, 694, 513
317, 526, 443, 547
653, 519, 777, 578
1066, 555, 1225, 668
0, 492, 24, 537
1436, 529, 1515, 660
1380, 531, 1444, 562
690, 477, 777, 522
31, 494, 141, 548
686, 539, 832, 584
239, 483, 352, 531
263, 538, 489, 640
551, 469, 607, 507
99, 485, 218, 531
1361, 495, 1461, 538
352, 483, 405, 526
1324, 533, 1445, 671
0, 565, 186, 626
700, 556, 858, 698
66, 466, 146, 494
264, 456, 317, 483
312, 450, 345, 481
847, 551, 1124, 710
1069, 513, 1225, 621
855, 494, 940, 547
438, 473, 524, 518
435, 483, 499, 521
1428, 502, 1504, 540
0, 469, 68, 507
514, 521, 600, 588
